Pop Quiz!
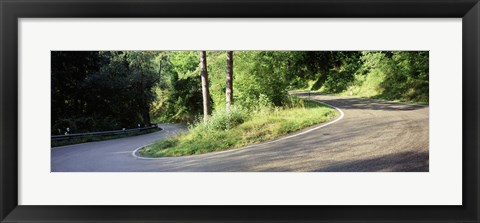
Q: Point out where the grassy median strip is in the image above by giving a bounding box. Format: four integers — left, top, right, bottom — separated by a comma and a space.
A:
139, 97, 338, 157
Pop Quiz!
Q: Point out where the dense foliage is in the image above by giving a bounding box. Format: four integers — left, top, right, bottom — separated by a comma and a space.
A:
347, 52, 429, 103
51, 51, 428, 135
51, 51, 159, 134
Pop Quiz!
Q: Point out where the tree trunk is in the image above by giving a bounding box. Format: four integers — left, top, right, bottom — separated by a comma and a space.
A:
226, 51, 233, 111
143, 107, 151, 126
140, 69, 149, 126
158, 55, 164, 75
200, 51, 210, 120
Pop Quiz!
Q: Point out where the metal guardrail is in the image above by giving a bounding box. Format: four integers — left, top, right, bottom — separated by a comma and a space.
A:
51, 125, 160, 141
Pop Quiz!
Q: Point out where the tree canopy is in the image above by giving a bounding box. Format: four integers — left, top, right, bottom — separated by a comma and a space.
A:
51, 51, 428, 134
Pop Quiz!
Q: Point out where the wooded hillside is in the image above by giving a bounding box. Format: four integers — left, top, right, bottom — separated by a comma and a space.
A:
51, 51, 428, 134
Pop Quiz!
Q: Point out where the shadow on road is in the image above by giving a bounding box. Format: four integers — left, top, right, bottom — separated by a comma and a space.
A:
139, 116, 428, 172
322, 98, 427, 111
296, 92, 427, 111
314, 151, 429, 172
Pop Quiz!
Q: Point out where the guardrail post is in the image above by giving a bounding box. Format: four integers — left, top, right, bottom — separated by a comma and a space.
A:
52, 125, 159, 141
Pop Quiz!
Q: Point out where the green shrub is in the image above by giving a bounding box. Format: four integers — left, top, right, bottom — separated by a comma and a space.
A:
193, 106, 248, 132
282, 95, 305, 109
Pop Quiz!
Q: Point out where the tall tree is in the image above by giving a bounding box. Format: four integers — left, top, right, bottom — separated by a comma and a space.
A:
199, 51, 210, 120
51, 51, 160, 134
226, 51, 234, 110
125, 52, 159, 126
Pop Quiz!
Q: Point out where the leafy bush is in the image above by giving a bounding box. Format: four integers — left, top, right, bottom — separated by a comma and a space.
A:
282, 95, 305, 109
193, 106, 248, 132
341, 51, 429, 104
52, 118, 76, 135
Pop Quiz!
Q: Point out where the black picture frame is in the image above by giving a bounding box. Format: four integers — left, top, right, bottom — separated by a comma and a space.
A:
1, 0, 479, 222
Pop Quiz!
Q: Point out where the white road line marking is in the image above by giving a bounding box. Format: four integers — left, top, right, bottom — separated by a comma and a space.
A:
131, 143, 157, 160
131, 100, 345, 160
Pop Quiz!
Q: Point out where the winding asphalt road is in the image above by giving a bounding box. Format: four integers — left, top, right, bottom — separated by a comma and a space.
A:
51, 94, 429, 172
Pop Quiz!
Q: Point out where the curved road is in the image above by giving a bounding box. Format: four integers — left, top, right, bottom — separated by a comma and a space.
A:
51, 94, 429, 172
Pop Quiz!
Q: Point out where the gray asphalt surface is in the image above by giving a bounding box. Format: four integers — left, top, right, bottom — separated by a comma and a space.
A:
51, 94, 429, 172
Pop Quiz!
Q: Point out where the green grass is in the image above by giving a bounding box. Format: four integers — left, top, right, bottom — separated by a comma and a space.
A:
51, 128, 161, 147
304, 70, 428, 105
340, 70, 385, 98
335, 72, 429, 105
139, 98, 338, 157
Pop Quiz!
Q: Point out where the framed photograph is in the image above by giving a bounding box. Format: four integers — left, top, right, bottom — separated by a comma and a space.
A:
1, 0, 479, 222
